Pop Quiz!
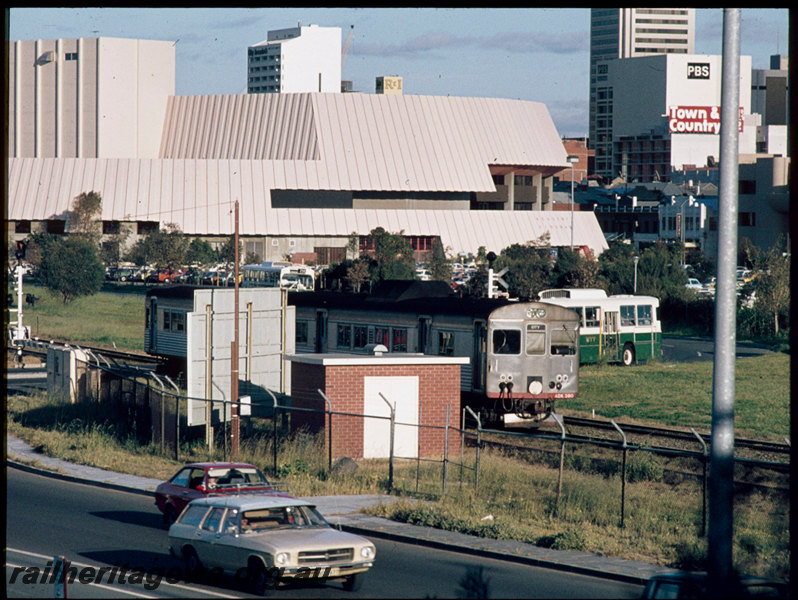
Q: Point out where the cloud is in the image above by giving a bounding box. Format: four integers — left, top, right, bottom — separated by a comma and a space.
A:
354, 28, 586, 59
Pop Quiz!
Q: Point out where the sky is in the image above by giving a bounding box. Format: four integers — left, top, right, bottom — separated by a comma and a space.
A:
7, 7, 790, 138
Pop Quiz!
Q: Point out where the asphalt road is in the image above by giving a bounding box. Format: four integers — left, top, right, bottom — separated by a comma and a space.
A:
6, 468, 643, 599
660, 335, 774, 364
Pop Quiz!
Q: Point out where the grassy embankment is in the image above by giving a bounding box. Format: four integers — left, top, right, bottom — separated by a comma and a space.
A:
6, 283, 791, 579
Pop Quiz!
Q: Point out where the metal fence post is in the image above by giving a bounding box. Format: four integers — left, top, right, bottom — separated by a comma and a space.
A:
416, 406, 422, 493
316, 390, 333, 472
551, 413, 567, 516
465, 406, 481, 490
691, 428, 708, 537
611, 420, 627, 528
378, 393, 395, 492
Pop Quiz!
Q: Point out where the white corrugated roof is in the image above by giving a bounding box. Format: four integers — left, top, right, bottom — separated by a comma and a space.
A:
159, 93, 569, 192
7, 157, 607, 256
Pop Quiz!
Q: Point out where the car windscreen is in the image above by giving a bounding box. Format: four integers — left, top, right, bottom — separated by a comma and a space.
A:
206, 467, 269, 488
240, 505, 327, 532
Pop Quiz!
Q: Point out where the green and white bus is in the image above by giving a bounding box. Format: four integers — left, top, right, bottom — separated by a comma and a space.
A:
538, 289, 661, 366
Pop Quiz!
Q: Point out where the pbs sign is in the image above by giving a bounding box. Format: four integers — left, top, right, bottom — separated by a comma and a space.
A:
687, 62, 711, 80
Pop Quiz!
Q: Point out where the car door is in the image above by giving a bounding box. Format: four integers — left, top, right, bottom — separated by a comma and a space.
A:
193, 507, 227, 566
166, 467, 207, 513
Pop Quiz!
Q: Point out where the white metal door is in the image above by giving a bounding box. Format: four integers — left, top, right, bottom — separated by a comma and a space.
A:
363, 376, 419, 459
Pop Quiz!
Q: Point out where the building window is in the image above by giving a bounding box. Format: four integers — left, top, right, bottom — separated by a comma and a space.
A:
162, 310, 185, 332
65, 52, 78, 61
739, 212, 756, 227
15, 221, 31, 234
438, 331, 455, 356
103, 221, 121, 235
137, 221, 158, 235
739, 180, 756, 194
46, 220, 65, 234
392, 328, 407, 352
336, 324, 352, 349
296, 321, 309, 345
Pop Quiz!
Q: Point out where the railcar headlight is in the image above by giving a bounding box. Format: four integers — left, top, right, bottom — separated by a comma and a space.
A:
528, 380, 543, 395
274, 552, 289, 565
562, 374, 569, 383
360, 546, 375, 559
555, 374, 563, 383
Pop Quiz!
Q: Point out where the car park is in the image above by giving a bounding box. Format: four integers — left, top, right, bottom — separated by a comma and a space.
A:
640, 571, 789, 599
155, 462, 283, 524
168, 495, 376, 593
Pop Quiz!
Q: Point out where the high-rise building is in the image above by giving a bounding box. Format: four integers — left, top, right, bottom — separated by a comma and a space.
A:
589, 8, 695, 178
7, 37, 175, 159
247, 23, 341, 94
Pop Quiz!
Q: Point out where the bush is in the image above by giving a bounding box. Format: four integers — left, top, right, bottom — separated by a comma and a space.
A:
537, 527, 588, 551
627, 451, 664, 483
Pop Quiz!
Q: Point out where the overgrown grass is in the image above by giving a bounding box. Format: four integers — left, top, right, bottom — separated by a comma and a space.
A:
12, 282, 147, 350
567, 354, 790, 440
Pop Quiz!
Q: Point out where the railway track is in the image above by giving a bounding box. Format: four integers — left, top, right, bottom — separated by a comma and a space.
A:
11, 340, 162, 368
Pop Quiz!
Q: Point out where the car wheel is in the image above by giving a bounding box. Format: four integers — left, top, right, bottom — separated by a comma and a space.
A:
622, 344, 636, 367
343, 573, 363, 592
248, 560, 276, 596
183, 547, 204, 582
163, 506, 178, 527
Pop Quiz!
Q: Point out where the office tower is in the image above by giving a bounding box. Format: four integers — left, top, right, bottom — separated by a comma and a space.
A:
589, 8, 695, 178
248, 23, 341, 94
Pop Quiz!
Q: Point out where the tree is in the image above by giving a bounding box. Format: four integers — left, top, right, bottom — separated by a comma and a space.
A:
428, 238, 453, 282
186, 238, 219, 265
552, 247, 602, 290
598, 241, 636, 295
345, 258, 370, 292
69, 191, 103, 241
364, 227, 415, 286
494, 234, 553, 299
751, 238, 790, 336
126, 222, 188, 269
100, 228, 131, 268
217, 235, 243, 265
39, 236, 104, 303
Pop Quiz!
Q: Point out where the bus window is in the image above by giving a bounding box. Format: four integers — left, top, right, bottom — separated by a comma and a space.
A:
492, 329, 521, 355
585, 306, 600, 328
571, 306, 583, 327
551, 325, 577, 355
526, 324, 545, 355
637, 305, 652, 326
620, 305, 635, 327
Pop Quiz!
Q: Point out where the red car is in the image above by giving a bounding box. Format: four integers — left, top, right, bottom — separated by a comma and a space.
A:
154, 462, 285, 524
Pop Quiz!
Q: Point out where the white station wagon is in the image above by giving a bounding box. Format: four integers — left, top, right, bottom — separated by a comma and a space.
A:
168, 495, 376, 593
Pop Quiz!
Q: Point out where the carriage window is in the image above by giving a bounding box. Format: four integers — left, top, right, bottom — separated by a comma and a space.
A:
392, 328, 407, 352
620, 305, 636, 327
336, 324, 352, 349
375, 327, 390, 348
551, 325, 577, 356
438, 331, 455, 356
637, 305, 653, 326
162, 310, 185, 332
492, 329, 521, 355
353, 325, 368, 349
526, 324, 545, 355
296, 320, 309, 345
584, 306, 600, 328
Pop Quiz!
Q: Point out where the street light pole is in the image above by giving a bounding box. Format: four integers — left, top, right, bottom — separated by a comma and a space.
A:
633, 255, 639, 294
567, 155, 579, 250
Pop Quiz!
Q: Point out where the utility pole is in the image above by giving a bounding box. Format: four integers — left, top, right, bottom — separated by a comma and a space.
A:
231, 200, 240, 456
708, 9, 740, 597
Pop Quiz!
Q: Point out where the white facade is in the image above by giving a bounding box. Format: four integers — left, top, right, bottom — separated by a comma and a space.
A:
248, 24, 341, 94
589, 8, 696, 174
607, 53, 754, 180
7, 37, 175, 159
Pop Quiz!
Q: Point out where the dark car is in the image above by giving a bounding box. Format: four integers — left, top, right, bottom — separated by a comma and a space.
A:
154, 462, 286, 524
641, 572, 789, 599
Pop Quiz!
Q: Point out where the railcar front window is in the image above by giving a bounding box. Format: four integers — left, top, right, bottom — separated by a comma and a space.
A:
526, 324, 545, 355
551, 325, 577, 355
492, 329, 521, 355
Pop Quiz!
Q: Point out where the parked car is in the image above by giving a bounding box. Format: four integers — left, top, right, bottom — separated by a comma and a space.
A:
641, 571, 789, 599
168, 495, 376, 593
155, 462, 284, 524
111, 267, 135, 282
685, 277, 703, 291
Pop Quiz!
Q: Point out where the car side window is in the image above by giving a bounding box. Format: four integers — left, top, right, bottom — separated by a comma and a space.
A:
170, 468, 191, 488
179, 505, 210, 527
188, 468, 206, 489
202, 507, 226, 532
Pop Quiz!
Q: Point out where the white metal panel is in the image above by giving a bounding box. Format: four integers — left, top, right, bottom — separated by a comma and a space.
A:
363, 376, 419, 459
